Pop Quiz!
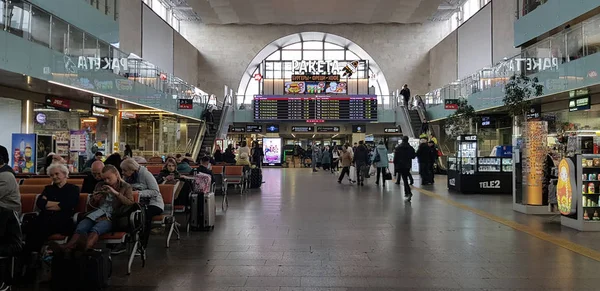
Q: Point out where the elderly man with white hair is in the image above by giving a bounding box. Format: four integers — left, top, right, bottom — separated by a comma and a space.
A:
120, 158, 164, 249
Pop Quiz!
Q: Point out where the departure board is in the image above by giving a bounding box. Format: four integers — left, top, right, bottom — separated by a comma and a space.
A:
254, 95, 378, 121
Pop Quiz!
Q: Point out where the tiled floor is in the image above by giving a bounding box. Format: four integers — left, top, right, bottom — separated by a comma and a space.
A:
25, 168, 600, 290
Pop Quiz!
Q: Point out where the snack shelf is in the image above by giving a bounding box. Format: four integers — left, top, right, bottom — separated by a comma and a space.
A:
561, 154, 600, 231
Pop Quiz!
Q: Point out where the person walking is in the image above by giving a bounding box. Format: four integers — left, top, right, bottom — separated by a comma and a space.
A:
428, 140, 438, 184
416, 138, 432, 185
400, 84, 411, 107
321, 146, 332, 171
353, 141, 369, 186
373, 141, 389, 186
251, 141, 264, 168
337, 145, 353, 184
312, 144, 322, 173
394, 136, 416, 200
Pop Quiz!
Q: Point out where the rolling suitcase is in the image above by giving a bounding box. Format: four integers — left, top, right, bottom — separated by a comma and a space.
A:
249, 168, 263, 189
190, 192, 215, 231
204, 192, 215, 229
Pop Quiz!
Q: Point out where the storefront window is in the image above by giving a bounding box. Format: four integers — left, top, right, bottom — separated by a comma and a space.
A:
0, 0, 5, 29
566, 26, 584, 62
6, 0, 31, 38
584, 17, 600, 56
521, 0, 548, 17
30, 5, 50, 47
68, 25, 84, 56
50, 16, 68, 53
99, 40, 111, 60
83, 32, 99, 57
550, 34, 566, 65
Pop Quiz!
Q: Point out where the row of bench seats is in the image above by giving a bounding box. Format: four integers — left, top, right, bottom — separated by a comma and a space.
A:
18, 183, 179, 275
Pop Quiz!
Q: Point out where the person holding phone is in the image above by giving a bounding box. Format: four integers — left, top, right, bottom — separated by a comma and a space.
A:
157, 158, 180, 184
62, 165, 134, 251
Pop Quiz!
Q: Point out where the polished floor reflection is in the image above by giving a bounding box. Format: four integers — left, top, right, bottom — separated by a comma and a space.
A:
25, 168, 600, 290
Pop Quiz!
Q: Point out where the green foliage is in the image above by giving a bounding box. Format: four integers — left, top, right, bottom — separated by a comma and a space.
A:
503, 73, 544, 123
445, 98, 477, 138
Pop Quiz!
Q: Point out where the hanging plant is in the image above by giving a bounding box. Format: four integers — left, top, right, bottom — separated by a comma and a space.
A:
503, 73, 544, 125
444, 98, 477, 139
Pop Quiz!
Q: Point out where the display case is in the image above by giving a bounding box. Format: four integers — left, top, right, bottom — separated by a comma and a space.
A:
448, 157, 457, 171
448, 135, 512, 194
478, 157, 501, 173
560, 154, 600, 231
502, 158, 513, 172
457, 135, 477, 175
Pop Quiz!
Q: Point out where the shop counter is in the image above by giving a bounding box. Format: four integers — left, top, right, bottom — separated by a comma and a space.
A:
448, 156, 512, 194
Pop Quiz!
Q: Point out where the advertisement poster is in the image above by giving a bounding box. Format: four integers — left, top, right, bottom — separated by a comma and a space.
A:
11, 133, 37, 174
305, 82, 347, 94
557, 158, 576, 216
284, 82, 305, 94
263, 138, 282, 165
69, 130, 87, 153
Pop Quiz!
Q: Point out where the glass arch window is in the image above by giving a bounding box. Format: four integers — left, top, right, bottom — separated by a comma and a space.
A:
238, 37, 389, 106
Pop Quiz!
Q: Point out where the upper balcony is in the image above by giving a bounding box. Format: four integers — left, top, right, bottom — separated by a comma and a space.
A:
425, 12, 600, 121
515, 0, 600, 47
0, 0, 207, 119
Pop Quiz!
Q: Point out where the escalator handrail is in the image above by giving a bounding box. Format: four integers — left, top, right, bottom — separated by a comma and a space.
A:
399, 104, 415, 138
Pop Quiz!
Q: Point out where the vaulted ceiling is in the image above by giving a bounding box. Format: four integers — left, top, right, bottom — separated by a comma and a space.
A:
185, 0, 451, 24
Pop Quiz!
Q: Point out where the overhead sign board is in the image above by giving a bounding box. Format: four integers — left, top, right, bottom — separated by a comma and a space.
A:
291, 75, 341, 82
246, 125, 263, 133
266, 124, 280, 133
45, 96, 70, 111
444, 99, 459, 110
228, 126, 245, 133
352, 125, 366, 133
178, 99, 193, 109
526, 104, 542, 121
569, 95, 590, 112
291, 126, 314, 133
317, 126, 340, 133
384, 128, 399, 133
91, 105, 110, 117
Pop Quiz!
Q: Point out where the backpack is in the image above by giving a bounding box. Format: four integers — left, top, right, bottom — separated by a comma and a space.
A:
193, 172, 212, 194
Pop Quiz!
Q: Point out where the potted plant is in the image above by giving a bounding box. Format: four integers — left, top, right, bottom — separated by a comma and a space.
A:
503, 73, 544, 125
444, 98, 477, 139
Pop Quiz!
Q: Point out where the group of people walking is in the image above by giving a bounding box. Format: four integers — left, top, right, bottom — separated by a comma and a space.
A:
308, 136, 439, 202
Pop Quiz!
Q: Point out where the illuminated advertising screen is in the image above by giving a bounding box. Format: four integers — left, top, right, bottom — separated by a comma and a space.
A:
263, 138, 282, 165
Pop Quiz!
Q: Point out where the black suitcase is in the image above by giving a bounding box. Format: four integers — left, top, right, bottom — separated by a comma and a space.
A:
51, 249, 112, 291
249, 168, 262, 189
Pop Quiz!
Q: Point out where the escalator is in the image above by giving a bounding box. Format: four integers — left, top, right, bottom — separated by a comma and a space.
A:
408, 109, 422, 138
200, 109, 222, 152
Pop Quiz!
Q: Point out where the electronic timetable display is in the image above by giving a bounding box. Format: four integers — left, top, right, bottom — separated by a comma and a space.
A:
254, 95, 378, 121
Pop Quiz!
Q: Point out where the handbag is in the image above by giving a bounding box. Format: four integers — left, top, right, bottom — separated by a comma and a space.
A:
373, 151, 381, 163
383, 168, 393, 180
369, 165, 377, 177
112, 203, 145, 232
349, 166, 357, 182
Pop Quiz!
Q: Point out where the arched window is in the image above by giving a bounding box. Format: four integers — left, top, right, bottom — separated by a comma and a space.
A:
237, 32, 389, 107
